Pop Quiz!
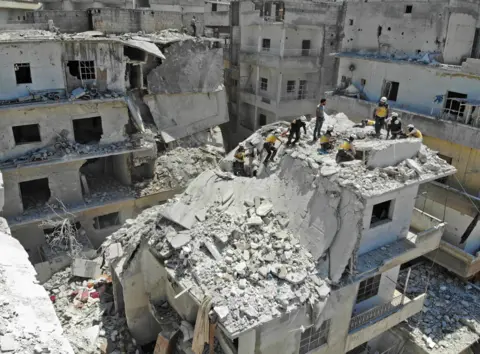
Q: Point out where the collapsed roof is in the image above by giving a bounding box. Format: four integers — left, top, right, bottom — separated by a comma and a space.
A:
105, 113, 456, 337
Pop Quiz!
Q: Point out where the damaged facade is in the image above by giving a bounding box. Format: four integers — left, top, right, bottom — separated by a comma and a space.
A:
104, 113, 456, 354
326, 0, 480, 281
0, 29, 228, 282
224, 0, 344, 147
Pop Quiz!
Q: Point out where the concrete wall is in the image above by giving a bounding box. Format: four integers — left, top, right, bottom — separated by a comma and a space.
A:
33, 10, 90, 32
0, 100, 129, 160
359, 185, 419, 255
337, 57, 480, 118
90, 8, 204, 35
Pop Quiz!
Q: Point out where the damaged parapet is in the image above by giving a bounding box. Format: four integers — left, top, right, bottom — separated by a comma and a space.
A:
0, 218, 74, 354
102, 112, 455, 347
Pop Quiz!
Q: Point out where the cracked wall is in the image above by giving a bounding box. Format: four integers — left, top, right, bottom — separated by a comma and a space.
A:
0, 100, 129, 161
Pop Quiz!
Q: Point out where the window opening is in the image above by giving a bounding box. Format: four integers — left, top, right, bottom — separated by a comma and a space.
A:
298, 80, 307, 100
12, 124, 41, 145
14, 63, 32, 84
370, 200, 393, 227
444, 91, 467, 118
73, 116, 103, 144
262, 38, 271, 51
356, 274, 381, 303
299, 320, 330, 353
67, 61, 96, 80
301, 40, 311, 56
212, 3, 217, 11
258, 114, 267, 126
260, 77, 268, 91
286, 80, 295, 93
382, 81, 399, 101
19, 178, 51, 211
93, 212, 120, 229
405, 5, 412, 14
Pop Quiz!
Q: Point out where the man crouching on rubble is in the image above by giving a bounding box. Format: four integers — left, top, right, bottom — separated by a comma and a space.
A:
263, 133, 281, 164
336, 134, 356, 163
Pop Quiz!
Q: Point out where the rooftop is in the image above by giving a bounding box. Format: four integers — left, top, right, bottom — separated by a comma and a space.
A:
104, 113, 455, 338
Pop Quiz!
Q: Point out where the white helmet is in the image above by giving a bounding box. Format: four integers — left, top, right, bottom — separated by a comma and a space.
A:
327, 125, 334, 131
380, 97, 387, 103
300, 115, 307, 122
407, 124, 414, 129
349, 134, 356, 140
391, 112, 398, 118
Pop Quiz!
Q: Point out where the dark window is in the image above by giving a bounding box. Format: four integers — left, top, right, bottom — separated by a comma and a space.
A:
349, 19, 354, 26
360, 78, 366, 86
346, 343, 368, 354
124, 46, 146, 61
19, 178, 50, 210
356, 274, 381, 303
370, 200, 393, 227
405, 5, 413, 13
298, 80, 307, 100
444, 91, 468, 117
260, 77, 268, 91
12, 124, 41, 145
94, 212, 120, 229
212, 3, 217, 11
73, 116, 103, 144
67, 61, 96, 80
436, 154, 453, 184
258, 114, 267, 126
14, 63, 32, 84
262, 38, 271, 51
299, 320, 330, 353
301, 40, 311, 56
382, 81, 399, 101
287, 80, 295, 93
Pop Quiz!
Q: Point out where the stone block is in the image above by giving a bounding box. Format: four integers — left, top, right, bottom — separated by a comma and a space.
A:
72, 258, 102, 279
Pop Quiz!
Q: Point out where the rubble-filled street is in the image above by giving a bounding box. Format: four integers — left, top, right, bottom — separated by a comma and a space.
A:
399, 263, 480, 353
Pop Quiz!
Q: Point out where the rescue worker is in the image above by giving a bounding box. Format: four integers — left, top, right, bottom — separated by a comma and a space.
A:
287, 116, 307, 146
263, 133, 280, 164
373, 96, 389, 138
233, 144, 246, 176
406, 124, 423, 139
313, 98, 327, 141
336, 134, 356, 163
319, 125, 335, 152
356, 119, 375, 128
191, 16, 197, 37
387, 113, 403, 139
244, 140, 258, 177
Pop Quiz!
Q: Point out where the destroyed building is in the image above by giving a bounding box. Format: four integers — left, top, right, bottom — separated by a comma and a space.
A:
103, 112, 456, 354
0, 29, 228, 282
224, 0, 344, 148
327, 0, 480, 281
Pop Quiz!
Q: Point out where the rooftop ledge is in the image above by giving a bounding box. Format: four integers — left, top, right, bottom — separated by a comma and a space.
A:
353, 209, 445, 279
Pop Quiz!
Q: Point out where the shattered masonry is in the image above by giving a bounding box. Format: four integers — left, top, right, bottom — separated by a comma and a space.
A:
103, 112, 455, 348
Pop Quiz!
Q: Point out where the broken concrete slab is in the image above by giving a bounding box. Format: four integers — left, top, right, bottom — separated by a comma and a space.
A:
214, 306, 230, 322
204, 241, 222, 261
246, 216, 263, 226
406, 158, 423, 175
159, 201, 196, 230
359, 139, 421, 168
256, 202, 273, 217
104, 243, 124, 264
0, 335, 15, 352
72, 258, 102, 279
166, 231, 192, 250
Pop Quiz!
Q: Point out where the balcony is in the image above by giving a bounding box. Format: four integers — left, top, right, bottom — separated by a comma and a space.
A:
355, 209, 445, 277
346, 290, 426, 350
326, 93, 480, 151
240, 46, 321, 70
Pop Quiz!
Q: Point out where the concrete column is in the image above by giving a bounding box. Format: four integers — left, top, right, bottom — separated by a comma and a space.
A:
238, 330, 256, 354
275, 72, 283, 121
279, 27, 286, 57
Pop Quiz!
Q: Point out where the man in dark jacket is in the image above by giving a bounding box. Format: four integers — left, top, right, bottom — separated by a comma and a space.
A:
313, 98, 326, 141
287, 116, 307, 146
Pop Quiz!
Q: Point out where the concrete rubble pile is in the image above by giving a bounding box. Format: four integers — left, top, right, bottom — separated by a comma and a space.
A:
101, 112, 456, 345
399, 263, 480, 353
43, 267, 139, 354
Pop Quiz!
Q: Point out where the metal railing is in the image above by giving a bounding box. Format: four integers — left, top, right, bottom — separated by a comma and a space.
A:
349, 294, 404, 332
281, 91, 318, 101
240, 45, 320, 57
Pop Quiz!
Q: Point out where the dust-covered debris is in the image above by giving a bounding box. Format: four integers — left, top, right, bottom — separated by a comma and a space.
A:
399, 263, 480, 353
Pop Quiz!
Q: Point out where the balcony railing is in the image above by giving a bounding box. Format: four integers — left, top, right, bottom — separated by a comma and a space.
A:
241, 46, 320, 57
281, 92, 317, 101
349, 294, 405, 331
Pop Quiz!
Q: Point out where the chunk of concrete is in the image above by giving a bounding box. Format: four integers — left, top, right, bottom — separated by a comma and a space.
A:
204, 241, 222, 261
166, 231, 192, 249
256, 203, 273, 217
320, 166, 339, 177
246, 216, 263, 226
104, 243, 123, 264
0, 335, 15, 352
159, 201, 196, 230
406, 158, 423, 175
214, 306, 230, 322
72, 259, 102, 279
315, 283, 330, 300
363, 139, 421, 168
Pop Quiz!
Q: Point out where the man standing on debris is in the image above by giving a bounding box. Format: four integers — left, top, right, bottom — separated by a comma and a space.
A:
191, 16, 197, 37
244, 141, 258, 177
373, 96, 389, 138
336, 134, 356, 163
319, 125, 335, 152
387, 112, 403, 139
406, 124, 423, 139
286, 116, 307, 147
263, 133, 280, 164
233, 144, 246, 176
313, 98, 327, 141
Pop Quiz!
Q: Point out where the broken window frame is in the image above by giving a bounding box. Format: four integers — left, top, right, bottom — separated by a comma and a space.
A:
299, 319, 330, 353
79, 60, 96, 80
93, 212, 121, 230
260, 77, 268, 91
382, 80, 399, 102
356, 274, 381, 303
12, 124, 41, 145
443, 91, 468, 120
14, 63, 32, 84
